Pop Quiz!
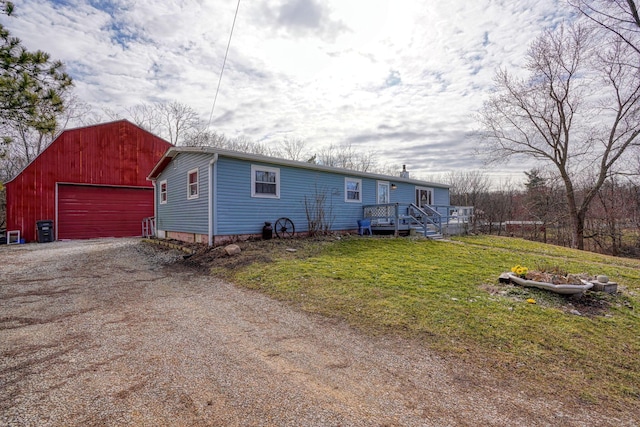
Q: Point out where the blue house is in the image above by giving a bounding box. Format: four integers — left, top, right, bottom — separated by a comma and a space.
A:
147, 147, 468, 246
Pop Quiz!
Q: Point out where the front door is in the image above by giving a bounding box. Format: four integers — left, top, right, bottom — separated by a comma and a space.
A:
415, 186, 433, 207
377, 181, 390, 204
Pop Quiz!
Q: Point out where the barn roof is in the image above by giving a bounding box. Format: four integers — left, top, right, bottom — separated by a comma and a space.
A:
6, 119, 172, 184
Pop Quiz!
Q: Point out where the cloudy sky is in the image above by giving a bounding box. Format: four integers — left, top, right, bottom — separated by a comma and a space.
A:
3, 0, 576, 182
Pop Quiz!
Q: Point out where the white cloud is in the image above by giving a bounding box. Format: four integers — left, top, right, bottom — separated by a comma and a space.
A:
1, 0, 574, 184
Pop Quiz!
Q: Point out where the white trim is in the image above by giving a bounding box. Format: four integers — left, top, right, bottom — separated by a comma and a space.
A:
377, 180, 390, 204
159, 180, 167, 204
7, 230, 20, 244
415, 186, 434, 206
345, 177, 362, 203
55, 183, 59, 241
187, 168, 199, 199
251, 164, 280, 199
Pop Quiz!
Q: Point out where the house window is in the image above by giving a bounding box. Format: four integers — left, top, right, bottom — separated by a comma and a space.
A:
159, 180, 167, 204
187, 168, 199, 199
345, 178, 362, 203
251, 165, 280, 198
377, 181, 390, 204
415, 186, 433, 206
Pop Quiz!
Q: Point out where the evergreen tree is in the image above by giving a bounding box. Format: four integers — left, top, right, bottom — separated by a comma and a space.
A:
0, 1, 73, 155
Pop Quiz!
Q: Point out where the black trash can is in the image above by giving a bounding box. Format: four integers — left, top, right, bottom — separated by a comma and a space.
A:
36, 220, 54, 243
262, 222, 273, 240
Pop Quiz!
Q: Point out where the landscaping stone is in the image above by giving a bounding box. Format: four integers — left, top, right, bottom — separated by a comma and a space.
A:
498, 273, 511, 284
224, 244, 241, 256
590, 280, 618, 294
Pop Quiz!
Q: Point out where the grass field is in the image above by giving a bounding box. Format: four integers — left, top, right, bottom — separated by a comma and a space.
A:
212, 235, 640, 408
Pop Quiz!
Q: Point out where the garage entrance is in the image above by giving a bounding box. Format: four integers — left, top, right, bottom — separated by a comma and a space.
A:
57, 184, 153, 239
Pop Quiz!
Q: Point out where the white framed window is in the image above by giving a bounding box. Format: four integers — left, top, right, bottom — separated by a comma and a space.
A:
415, 186, 433, 206
251, 165, 280, 198
345, 177, 362, 203
377, 181, 390, 204
159, 180, 167, 204
187, 168, 199, 199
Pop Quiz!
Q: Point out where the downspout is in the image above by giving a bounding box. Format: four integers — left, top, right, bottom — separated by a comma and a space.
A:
151, 180, 157, 236
208, 154, 218, 246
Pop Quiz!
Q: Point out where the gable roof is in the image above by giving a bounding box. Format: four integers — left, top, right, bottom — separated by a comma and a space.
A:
147, 146, 449, 189
6, 119, 172, 184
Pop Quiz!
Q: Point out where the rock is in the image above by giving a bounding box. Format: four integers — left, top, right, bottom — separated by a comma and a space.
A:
569, 309, 582, 316
286, 248, 297, 252
224, 244, 241, 256
596, 275, 609, 283
498, 273, 511, 284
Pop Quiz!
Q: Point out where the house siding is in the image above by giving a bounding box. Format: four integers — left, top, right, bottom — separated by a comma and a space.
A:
434, 187, 450, 206
153, 150, 451, 242
215, 157, 378, 235
156, 153, 210, 235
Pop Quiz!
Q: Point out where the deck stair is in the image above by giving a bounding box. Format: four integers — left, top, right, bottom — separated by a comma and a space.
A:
406, 204, 443, 240
363, 203, 444, 240
411, 224, 444, 240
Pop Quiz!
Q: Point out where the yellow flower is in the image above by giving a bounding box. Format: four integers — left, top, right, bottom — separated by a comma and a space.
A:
527, 298, 536, 304
511, 265, 528, 278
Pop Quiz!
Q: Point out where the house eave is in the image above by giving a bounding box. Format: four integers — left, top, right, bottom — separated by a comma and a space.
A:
147, 146, 450, 189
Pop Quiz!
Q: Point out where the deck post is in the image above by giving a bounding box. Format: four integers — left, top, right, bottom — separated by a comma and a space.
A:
394, 203, 399, 237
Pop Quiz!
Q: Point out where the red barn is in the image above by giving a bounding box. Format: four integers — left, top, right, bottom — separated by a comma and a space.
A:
5, 120, 172, 242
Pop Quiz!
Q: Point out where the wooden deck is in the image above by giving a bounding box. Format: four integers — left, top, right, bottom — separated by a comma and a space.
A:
363, 203, 473, 239
370, 223, 411, 235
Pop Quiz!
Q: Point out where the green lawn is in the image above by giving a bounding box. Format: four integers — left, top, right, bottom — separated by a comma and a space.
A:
216, 235, 640, 407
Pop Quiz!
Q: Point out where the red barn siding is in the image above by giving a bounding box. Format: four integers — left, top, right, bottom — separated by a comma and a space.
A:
5, 120, 171, 242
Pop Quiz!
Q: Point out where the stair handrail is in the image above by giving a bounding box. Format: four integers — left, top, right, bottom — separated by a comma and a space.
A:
408, 203, 442, 235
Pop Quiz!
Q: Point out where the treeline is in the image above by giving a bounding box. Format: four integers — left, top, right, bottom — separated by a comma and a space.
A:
445, 170, 640, 258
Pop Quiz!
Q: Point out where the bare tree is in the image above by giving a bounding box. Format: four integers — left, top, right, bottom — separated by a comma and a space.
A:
523, 169, 566, 243
124, 103, 159, 135
445, 170, 491, 207
279, 137, 308, 161
156, 101, 201, 145
479, 21, 640, 249
475, 179, 519, 236
316, 143, 375, 172
118, 101, 202, 145
571, 0, 640, 55
182, 129, 228, 148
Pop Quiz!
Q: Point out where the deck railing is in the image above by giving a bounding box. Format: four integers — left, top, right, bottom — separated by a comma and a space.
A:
363, 204, 474, 236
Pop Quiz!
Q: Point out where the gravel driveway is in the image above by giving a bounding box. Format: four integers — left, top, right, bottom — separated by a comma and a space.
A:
0, 238, 635, 426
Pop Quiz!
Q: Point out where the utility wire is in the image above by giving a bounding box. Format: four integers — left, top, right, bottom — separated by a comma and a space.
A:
207, 0, 241, 129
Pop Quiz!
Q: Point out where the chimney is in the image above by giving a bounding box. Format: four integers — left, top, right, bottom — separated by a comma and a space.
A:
400, 164, 409, 179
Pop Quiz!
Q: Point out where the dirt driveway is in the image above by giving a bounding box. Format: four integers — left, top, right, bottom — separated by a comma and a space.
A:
0, 238, 635, 426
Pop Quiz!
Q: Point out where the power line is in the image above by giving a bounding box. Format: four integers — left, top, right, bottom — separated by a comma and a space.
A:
207, 0, 241, 129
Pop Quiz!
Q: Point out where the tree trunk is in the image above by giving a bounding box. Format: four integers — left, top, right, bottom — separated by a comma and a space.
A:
571, 211, 586, 250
